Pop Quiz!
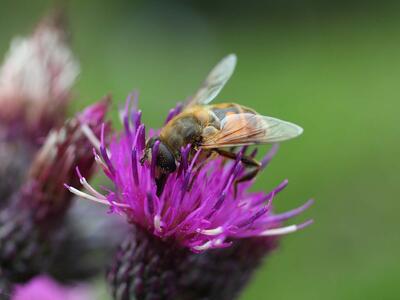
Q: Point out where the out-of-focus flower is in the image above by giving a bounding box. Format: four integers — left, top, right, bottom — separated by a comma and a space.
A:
11, 275, 92, 300
49, 199, 129, 282
0, 11, 80, 209
25, 98, 108, 219
0, 99, 109, 285
0, 140, 32, 208
68, 96, 313, 300
0, 11, 79, 142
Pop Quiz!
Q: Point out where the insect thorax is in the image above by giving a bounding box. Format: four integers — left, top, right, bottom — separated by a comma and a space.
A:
160, 108, 219, 154
160, 115, 203, 153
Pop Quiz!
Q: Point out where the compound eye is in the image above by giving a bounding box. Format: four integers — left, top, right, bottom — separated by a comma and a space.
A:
156, 143, 176, 173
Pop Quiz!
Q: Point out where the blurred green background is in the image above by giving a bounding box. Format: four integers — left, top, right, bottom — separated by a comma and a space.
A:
1, 0, 399, 299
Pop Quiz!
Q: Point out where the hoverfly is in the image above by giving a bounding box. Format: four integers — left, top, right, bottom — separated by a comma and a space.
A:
142, 54, 303, 194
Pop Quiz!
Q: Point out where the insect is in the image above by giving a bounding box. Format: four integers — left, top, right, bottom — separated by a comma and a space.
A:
142, 54, 303, 194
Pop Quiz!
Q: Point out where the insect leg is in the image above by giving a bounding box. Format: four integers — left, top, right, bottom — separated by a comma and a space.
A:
235, 166, 260, 183
156, 173, 168, 196
214, 149, 261, 197
140, 143, 151, 165
140, 137, 159, 165
214, 149, 261, 167
233, 167, 261, 197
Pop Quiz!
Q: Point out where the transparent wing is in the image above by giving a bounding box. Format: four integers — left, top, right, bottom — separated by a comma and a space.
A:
200, 113, 303, 148
186, 54, 237, 107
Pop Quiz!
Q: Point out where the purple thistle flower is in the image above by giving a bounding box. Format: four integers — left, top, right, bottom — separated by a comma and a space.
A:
69, 98, 313, 253
68, 96, 313, 300
11, 275, 92, 300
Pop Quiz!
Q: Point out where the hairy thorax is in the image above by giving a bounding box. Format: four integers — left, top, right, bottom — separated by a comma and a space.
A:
159, 106, 220, 156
